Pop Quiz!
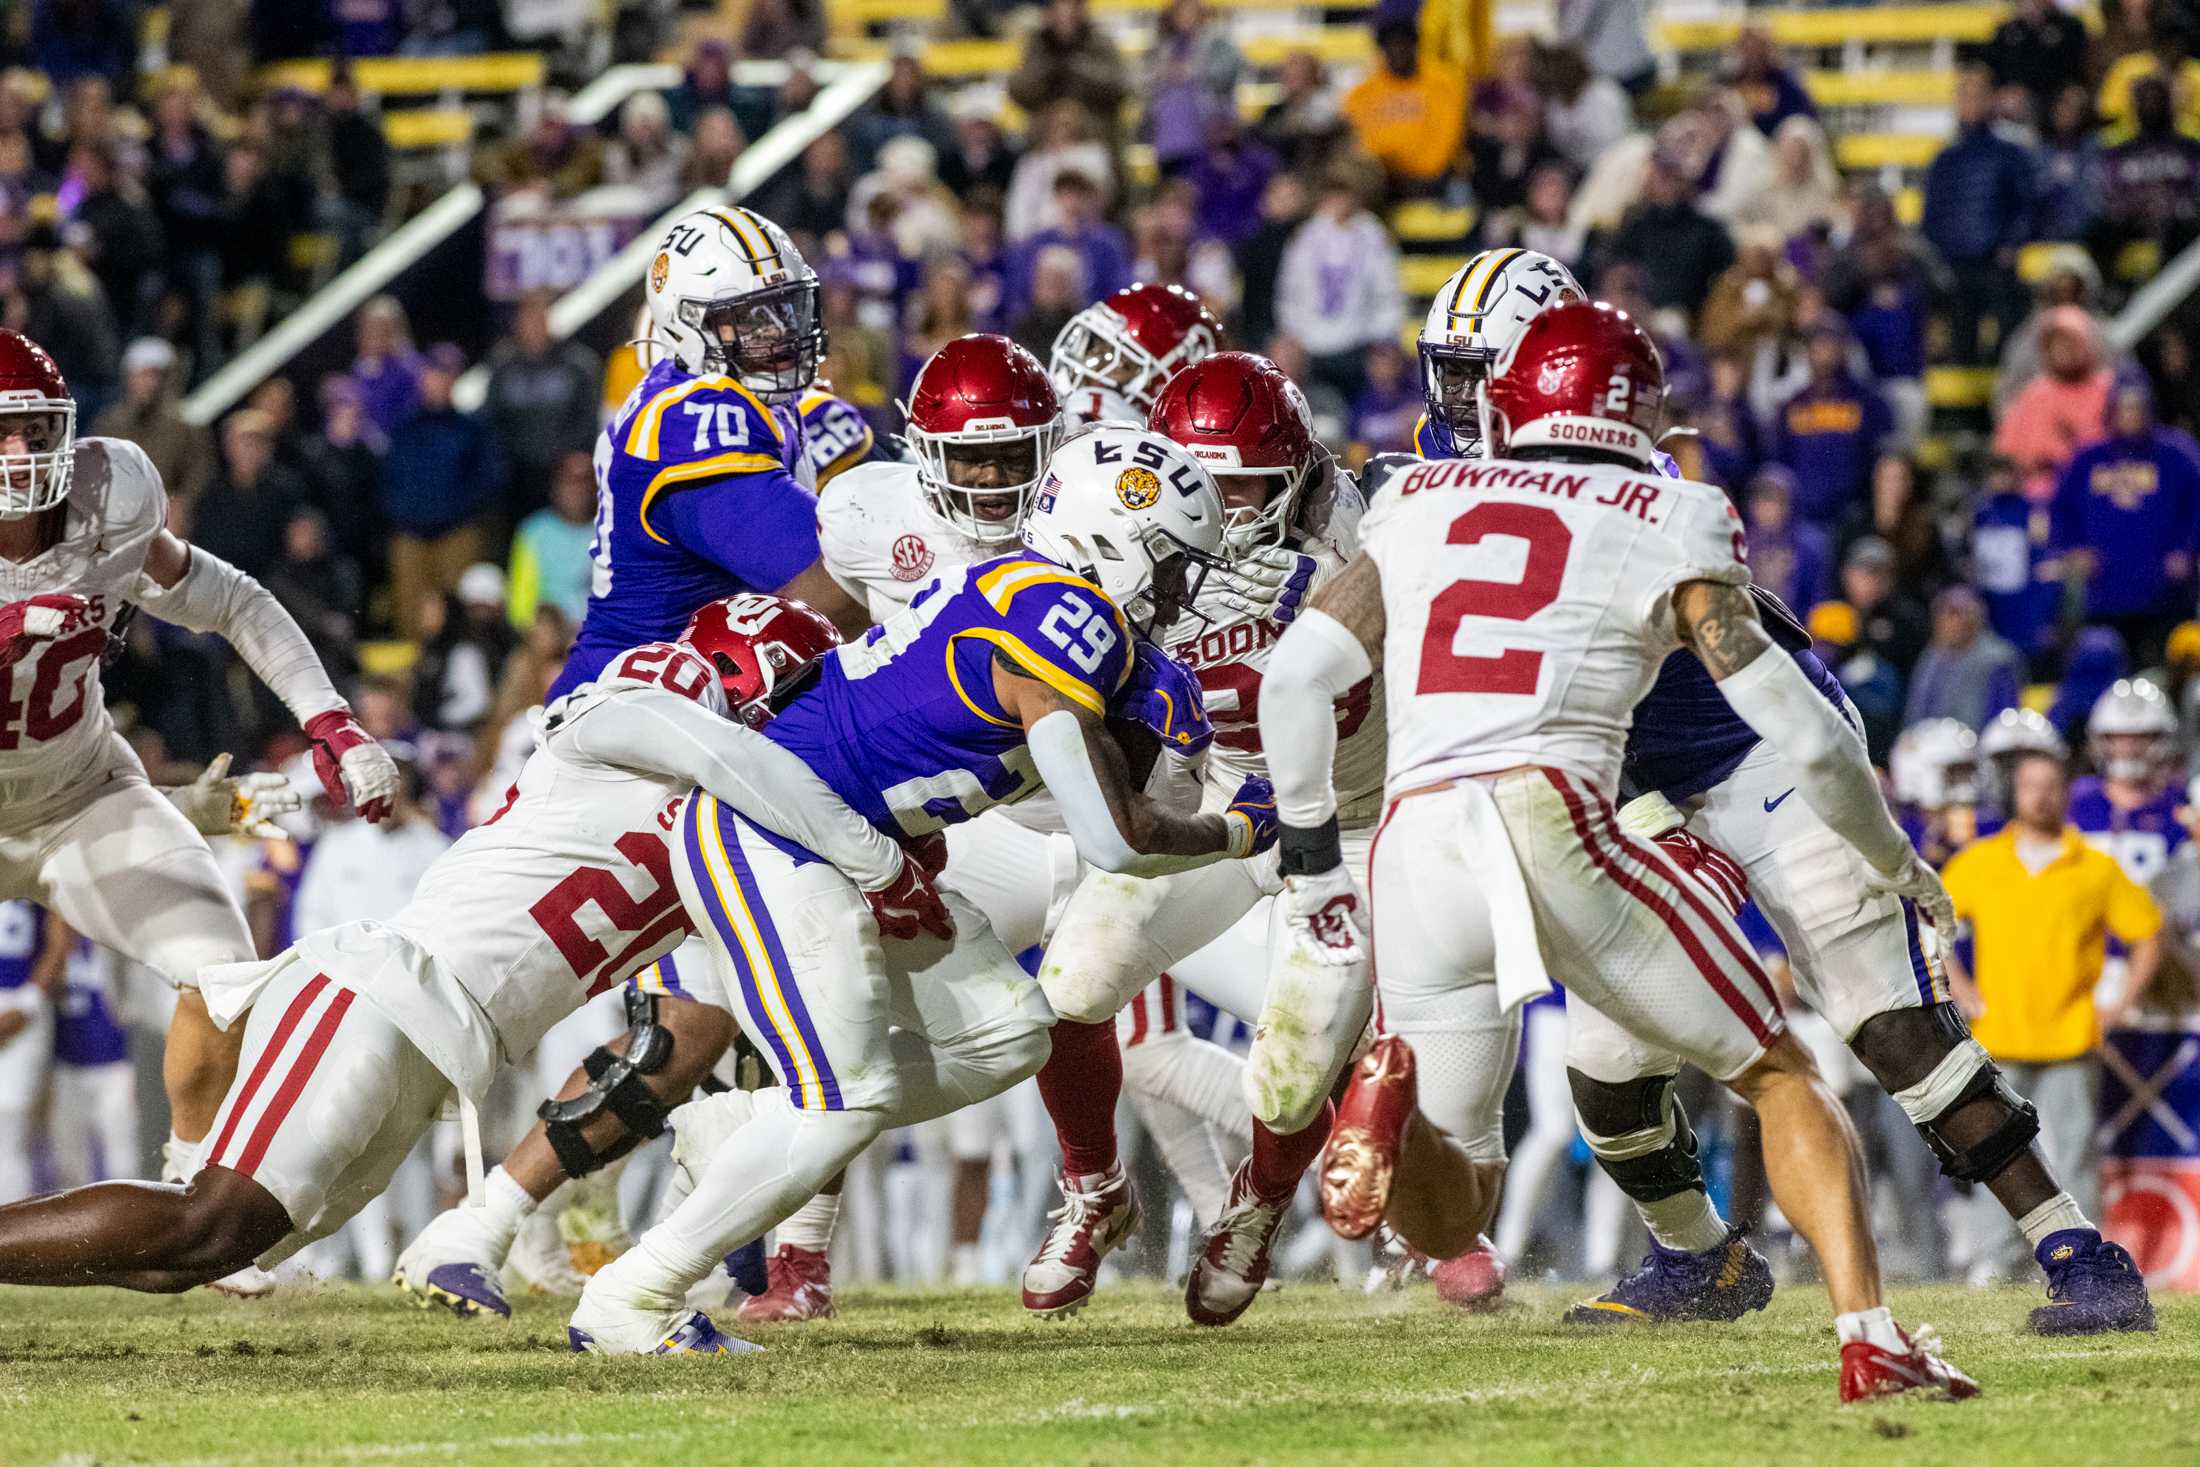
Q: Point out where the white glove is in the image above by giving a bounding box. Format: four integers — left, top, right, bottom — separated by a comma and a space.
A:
1205, 547, 1318, 625
165, 753, 304, 839
1276, 863, 1369, 969
1863, 848, 1956, 936
1246, 863, 1374, 1133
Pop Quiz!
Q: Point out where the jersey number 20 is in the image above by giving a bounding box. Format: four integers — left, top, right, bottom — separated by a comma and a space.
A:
1418, 503, 1571, 696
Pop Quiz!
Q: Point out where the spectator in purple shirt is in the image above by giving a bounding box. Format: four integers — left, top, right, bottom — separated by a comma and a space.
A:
1004, 170, 1131, 324
1769, 318, 1895, 526
347, 295, 423, 440
1186, 114, 1278, 249
1743, 465, 1833, 614
1349, 341, 1420, 457
2053, 373, 2200, 666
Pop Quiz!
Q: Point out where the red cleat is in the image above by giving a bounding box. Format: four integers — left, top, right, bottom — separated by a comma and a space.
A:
1838, 1325, 1980, 1403
1320, 1036, 1417, 1239
1431, 1235, 1506, 1311
735, 1244, 835, 1322
1022, 1163, 1142, 1317
1185, 1160, 1291, 1326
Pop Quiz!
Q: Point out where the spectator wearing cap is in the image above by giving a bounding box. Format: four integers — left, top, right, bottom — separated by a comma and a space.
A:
668, 39, 739, 135
92, 337, 212, 503
349, 295, 423, 439
507, 451, 596, 631
1823, 194, 1942, 445
1342, 18, 1467, 194
1725, 27, 1816, 137
1008, 0, 1132, 151
1904, 586, 2025, 731
1768, 319, 1894, 527
1922, 65, 2036, 365
2099, 73, 2200, 265
1003, 169, 1129, 323
413, 564, 520, 734
482, 289, 600, 527
1969, 453, 2064, 667
264, 506, 363, 683
1276, 166, 1402, 403
1840, 535, 1929, 679
1743, 466, 1831, 614
1599, 149, 1735, 325
381, 345, 508, 641
1985, 0, 2090, 121
1997, 305, 2115, 499
1809, 597, 1905, 761
302, 377, 388, 599
195, 409, 305, 581
2052, 374, 2200, 668
2034, 84, 2105, 247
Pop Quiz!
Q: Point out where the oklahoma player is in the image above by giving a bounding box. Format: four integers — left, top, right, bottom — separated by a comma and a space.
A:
1262, 301, 1974, 1400
0, 330, 395, 1230
1049, 282, 1224, 428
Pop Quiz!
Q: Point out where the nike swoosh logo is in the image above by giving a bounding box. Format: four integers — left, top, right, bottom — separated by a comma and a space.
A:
1763, 788, 1796, 813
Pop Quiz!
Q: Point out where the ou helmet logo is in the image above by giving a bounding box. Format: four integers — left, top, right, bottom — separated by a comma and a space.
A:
717, 594, 786, 636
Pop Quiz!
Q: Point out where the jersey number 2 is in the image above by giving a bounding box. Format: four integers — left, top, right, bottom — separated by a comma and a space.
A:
1417, 503, 1571, 696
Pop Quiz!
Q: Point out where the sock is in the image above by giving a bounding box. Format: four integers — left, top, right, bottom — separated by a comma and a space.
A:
1835, 1305, 1905, 1352
478, 1166, 539, 1255
1248, 1103, 1334, 1201
1639, 1189, 1731, 1255
1034, 1018, 1122, 1178
2017, 1192, 2091, 1250
777, 1190, 839, 1253
162, 1131, 201, 1184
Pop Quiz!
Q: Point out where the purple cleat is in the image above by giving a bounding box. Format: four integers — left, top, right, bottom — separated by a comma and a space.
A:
2029, 1228, 2156, 1335
396, 1261, 511, 1321
1565, 1226, 1774, 1325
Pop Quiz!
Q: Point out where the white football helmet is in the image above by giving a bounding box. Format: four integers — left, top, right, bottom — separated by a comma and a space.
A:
1890, 718, 1982, 811
1977, 707, 2067, 802
1022, 424, 1228, 636
643, 206, 823, 403
2088, 677, 2178, 782
1420, 247, 1583, 459
1048, 283, 1224, 423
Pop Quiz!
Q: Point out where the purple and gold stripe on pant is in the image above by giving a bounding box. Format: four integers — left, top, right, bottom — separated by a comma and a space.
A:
681, 792, 842, 1110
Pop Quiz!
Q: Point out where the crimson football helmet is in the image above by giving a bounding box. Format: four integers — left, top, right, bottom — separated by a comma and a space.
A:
680, 592, 841, 729
1148, 352, 1319, 556
1050, 283, 1224, 421
903, 334, 1063, 543
1485, 300, 1665, 470
0, 329, 75, 517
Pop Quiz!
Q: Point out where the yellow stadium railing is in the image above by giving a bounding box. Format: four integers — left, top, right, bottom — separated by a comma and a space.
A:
258, 52, 547, 96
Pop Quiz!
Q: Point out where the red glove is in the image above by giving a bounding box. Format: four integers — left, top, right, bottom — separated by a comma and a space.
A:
0, 593, 91, 669
901, 831, 950, 879
304, 708, 399, 823
1651, 828, 1750, 917
865, 853, 954, 942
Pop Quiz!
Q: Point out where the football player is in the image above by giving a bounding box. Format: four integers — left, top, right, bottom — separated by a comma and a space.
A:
1265, 301, 1975, 1400
1890, 718, 1985, 866
0, 329, 397, 1284
1049, 282, 1224, 428
2074, 678, 2187, 884
566, 426, 1279, 1353
0, 596, 935, 1314
1978, 706, 2067, 822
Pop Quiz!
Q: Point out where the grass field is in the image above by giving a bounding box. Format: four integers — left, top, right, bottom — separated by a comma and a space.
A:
0, 1281, 2193, 1467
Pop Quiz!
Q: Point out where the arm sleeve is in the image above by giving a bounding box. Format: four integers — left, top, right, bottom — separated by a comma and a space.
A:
1027, 709, 1227, 877
2107, 864, 2166, 945
561, 687, 905, 892
131, 545, 347, 725
1259, 609, 1374, 828
1712, 640, 1914, 876
656, 467, 824, 595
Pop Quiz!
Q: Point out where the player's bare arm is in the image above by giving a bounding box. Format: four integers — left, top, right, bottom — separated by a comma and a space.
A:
773, 558, 871, 639
1675, 577, 1951, 927
991, 653, 1255, 872
1304, 552, 1385, 669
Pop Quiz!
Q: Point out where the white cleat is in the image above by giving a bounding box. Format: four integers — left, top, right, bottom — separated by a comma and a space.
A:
570, 1262, 761, 1357
205, 1264, 276, 1299
395, 1206, 515, 1320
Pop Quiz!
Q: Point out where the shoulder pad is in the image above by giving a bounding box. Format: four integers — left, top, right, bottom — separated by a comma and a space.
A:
551, 642, 729, 728
1747, 584, 1813, 654
618, 376, 787, 468
1358, 452, 1420, 502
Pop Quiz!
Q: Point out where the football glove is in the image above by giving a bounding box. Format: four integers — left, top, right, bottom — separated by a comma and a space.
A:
1224, 775, 1280, 857
167, 753, 303, 839
304, 708, 399, 823
1114, 640, 1214, 756
1863, 848, 1957, 936
1207, 546, 1317, 626
864, 850, 954, 942
0, 593, 92, 669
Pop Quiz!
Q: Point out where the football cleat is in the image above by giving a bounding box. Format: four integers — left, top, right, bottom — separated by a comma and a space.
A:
736, 1244, 836, 1323
724, 1237, 770, 1298
1839, 1324, 1980, 1403
1320, 1036, 1417, 1240
395, 1206, 517, 1317
1185, 1161, 1292, 1326
205, 1265, 276, 1299
509, 1208, 589, 1297
567, 1309, 763, 1357
1564, 1226, 1774, 1325
2028, 1228, 2157, 1335
1430, 1236, 1506, 1311
1022, 1162, 1142, 1317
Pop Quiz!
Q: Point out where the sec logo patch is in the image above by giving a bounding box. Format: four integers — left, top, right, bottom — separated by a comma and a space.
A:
1115, 465, 1161, 510
890, 533, 934, 581
649, 251, 671, 294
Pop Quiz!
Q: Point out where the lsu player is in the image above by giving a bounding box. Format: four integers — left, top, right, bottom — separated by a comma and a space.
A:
1265, 301, 1976, 1400
797, 381, 878, 488
1386, 249, 2154, 1336
0, 595, 942, 1310
1018, 351, 1376, 1325
568, 425, 1279, 1353
1050, 282, 1224, 428
0, 329, 397, 1245
1890, 718, 1985, 867
2074, 678, 2188, 884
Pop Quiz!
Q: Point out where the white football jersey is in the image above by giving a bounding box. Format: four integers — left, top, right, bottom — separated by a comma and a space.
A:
0, 437, 165, 796
816, 460, 997, 620
386, 643, 728, 1072
1062, 384, 1143, 430
1166, 470, 1389, 815
1365, 456, 1748, 800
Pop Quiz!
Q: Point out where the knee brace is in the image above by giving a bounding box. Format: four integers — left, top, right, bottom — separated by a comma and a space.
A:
1892, 1036, 2040, 1184
538, 989, 677, 1180
1568, 1070, 1704, 1204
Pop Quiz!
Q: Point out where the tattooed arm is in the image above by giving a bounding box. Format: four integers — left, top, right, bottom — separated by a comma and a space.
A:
1674, 579, 1920, 884
1259, 552, 1384, 873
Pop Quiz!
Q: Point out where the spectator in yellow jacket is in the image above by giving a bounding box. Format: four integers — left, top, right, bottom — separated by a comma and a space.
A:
1342, 19, 1467, 192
